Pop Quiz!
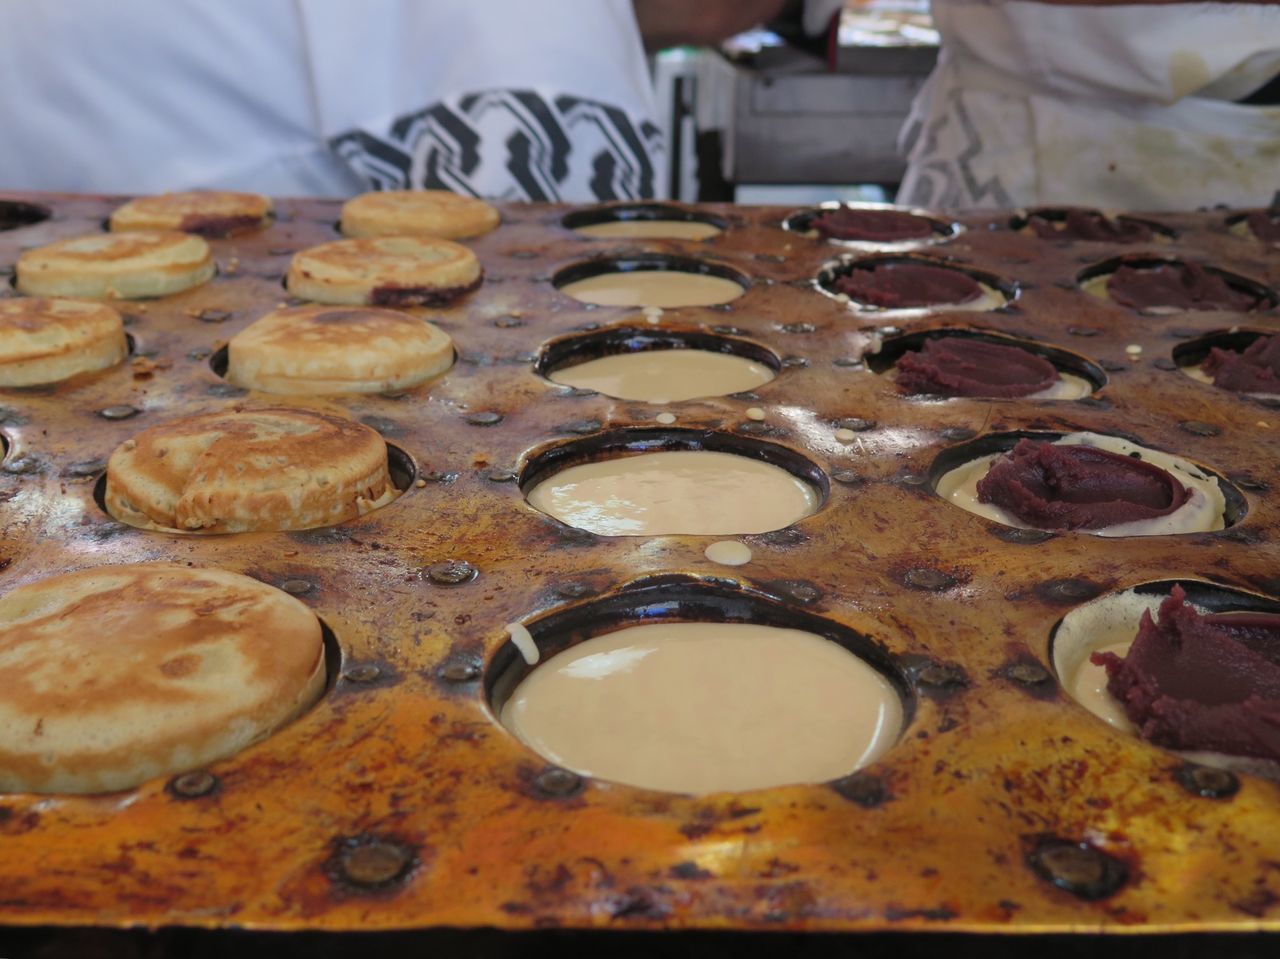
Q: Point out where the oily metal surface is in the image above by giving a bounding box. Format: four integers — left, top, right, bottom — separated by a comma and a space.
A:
0, 193, 1278, 934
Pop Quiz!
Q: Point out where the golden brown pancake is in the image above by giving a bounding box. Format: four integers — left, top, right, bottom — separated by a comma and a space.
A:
226, 304, 454, 395
15, 231, 215, 299
109, 190, 273, 238
0, 563, 325, 795
0, 297, 128, 386
286, 236, 482, 307
340, 189, 499, 240
105, 407, 398, 533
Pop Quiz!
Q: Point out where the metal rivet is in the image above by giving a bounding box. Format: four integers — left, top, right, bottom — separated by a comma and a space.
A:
1067, 326, 1102, 338
168, 770, 219, 800
1006, 662, 1051, 685
62, 458, 106, 479
777, 581, 821, 604
1168, 327, 1200, 339
904, 568, 956, 591
1255, 396, 1280, 410
1174, 763, 1240, 799
187, 347, 212, 361
780, 322, 816, 334
917, 662, 967, 689
195, 309, 232, 324
837, 417, 876, 432
1037, 578, 1102, 603
420, 470, 459, 484
737, 421, 772, 435
1098, 359, 1126, 372
427, 560, 477, 586
465, 411, 503, 426
344, 663, 382, 684
2, 456, 40, 476
940, 426, 976, 442
494, 315, 524, 328
439, 658, 481, 683
831, 469, 863, 486
994, 527, 1055, 545
534, 767, 584, 798
98, 404, 139, 420
754, 253, 786, 264
781, 355, 809, 369
1153, 358, 1177, 371
563, 419, 602, 435
711, 325, 744, 336
555, 582, 593, 599
1027, 838, 1127, 901
833, 357, 863, 369
335, 838, 416, 888
832, 772, 888, 808
279, 578, 314, 596
487, 469, 518, 483
207, 382, 246, 397
1179, 420, 1220, 437
895, 472, 930, 488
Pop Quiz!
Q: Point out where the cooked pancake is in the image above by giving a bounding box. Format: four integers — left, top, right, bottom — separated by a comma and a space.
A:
0, 563, 325, 795
341, 189, 499, 240
16, 231, 214, 299
226, 305, 453, 395
0, 297, 128, 386
105, 407, 398, 533
286, 236, 482, 307
109, 190, 273, 238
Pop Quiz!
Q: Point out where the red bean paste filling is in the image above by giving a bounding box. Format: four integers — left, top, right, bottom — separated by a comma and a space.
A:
811, 208, 936, 242
1029, 209, 1152, 243
1106, 262, 1260, 312
1202, 334, 1280, 394
1092, 585, 1280, 761
833, 263, 983, 309
976, 439, 1192, 530
895, 338, 1058, 397
1246, 211, 1280, 244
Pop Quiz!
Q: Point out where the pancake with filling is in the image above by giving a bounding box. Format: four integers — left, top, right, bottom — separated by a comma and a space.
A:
341, 190, 499, 240
0, 297, 128, 386
16, 231, 214, 299
226, 304, 453, 394
287, 236, 482, 307
105, 406, 397, 533
109, 190, 273, 238
0, 563, 325, 794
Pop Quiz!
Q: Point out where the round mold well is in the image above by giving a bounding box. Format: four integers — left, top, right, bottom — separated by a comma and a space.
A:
519, 427, 829, 537
1172, 328, 1277, 397
783, 201, 961, 251
928, 430, 1247, 536
486, 574, 915, 795
0, 200, 51, 233
815, 254, 1016, 317
551, 253, 750, 309
562, 202, 727, 241
1076, 255, 1277, 314
1049, 578, 1280, 779
535, 324, 781, 403
93, 442, 418, 533
1009, 207, 1174, 242
863, 327, 1106, 399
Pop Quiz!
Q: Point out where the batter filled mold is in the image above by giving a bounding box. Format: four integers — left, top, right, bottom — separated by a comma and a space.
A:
552, 253, 749, 308
1011, 207, 1171, 244
562, 203, 726, 241
1078, 255, 1276, 314
816, 255, 1014, 316
783, 202, 960, 251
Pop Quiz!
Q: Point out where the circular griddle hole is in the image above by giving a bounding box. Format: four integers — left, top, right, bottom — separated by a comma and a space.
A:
815, 254, 1016, 315
562, 203, 727, 240
928, 430, 1246, 534
0, 200, 51, 232
1009, 207, 1173, 242
1076, 255, 1277, 313
520, 427, 828, 537
535, 324, 781, 402
92, 441, 417, 531
783, 202, 960, 251
1049, 579, 1280, 780
1172, 328, 1276, 396
864, 327, 1106, 398
551, 253, 750, 309
486, 574, 914, 794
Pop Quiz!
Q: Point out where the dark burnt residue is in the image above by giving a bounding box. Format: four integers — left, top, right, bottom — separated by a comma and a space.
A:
180, 213, 266, 239
370, 273, 483, 308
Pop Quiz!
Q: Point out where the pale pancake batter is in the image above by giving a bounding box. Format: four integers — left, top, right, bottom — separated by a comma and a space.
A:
548, 349, 774, 403
501, 621, 902, 794
559, 270, 744, 308
573, 220, 721, 241
525, 449, 819, 536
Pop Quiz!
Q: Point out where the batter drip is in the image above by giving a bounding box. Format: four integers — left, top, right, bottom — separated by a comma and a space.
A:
1106, 262, 1260, 312
976, 439, 1191, 530
1092, 586, 1280, 761
833, 262, 982, 309
895, 338, 1058, 398
1202, 334, 1280, 394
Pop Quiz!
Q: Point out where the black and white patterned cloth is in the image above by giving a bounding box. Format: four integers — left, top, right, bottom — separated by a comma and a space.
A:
331, 88, 663, 201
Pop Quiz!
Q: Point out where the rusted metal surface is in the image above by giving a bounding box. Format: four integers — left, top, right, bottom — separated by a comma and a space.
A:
0, 193, 1278, 934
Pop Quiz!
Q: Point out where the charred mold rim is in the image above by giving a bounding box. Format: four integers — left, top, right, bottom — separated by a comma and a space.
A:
534, 324, 782, 381
1075, 255, 1278, 311
550, 253, 751, 295
862, 326, 1107, 393
1009, 207, 1175, 239
561, 203, 728, 235
1047, 578, 1280, 778
927, 429, 1247, 530
518, 426, 829, 510
1171, 328, 1272, 374
783, 201, 962, 251
814, 253, 1017, 311
92, 441, 418, 531
208, 343, 459, 387
484, 572, 917, 770
0, 200, 51, 232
